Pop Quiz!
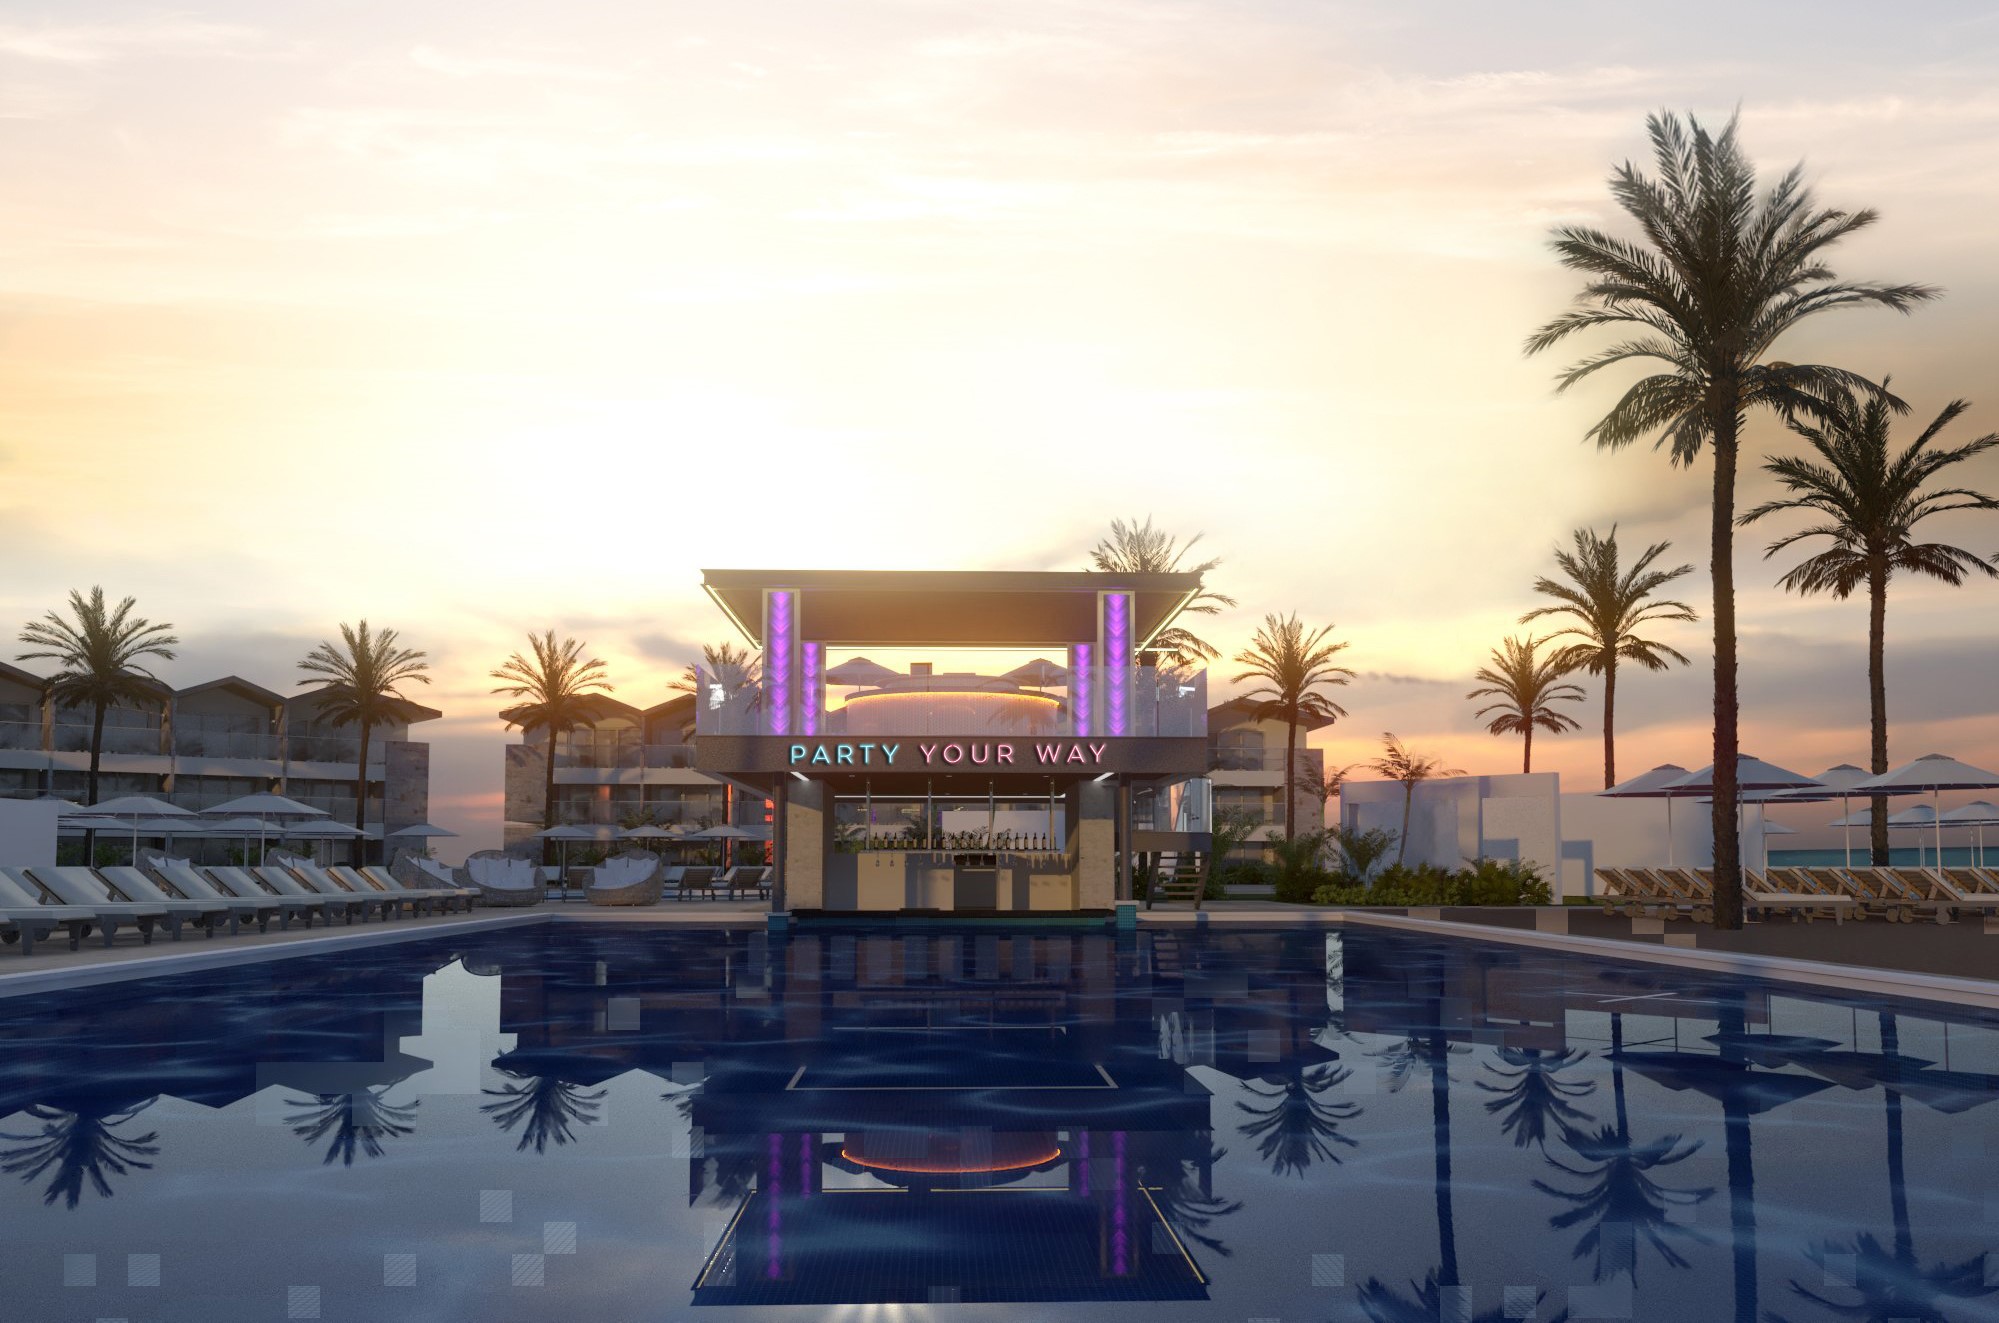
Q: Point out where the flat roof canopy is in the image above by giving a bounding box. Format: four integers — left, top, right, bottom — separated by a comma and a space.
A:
701, 569, 1204, 649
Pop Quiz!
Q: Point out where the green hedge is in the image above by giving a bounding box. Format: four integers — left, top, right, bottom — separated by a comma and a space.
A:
1310, 858, 1552, 907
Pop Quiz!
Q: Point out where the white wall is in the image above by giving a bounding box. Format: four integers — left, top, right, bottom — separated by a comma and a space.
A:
1341, 773, 1562, 876
1557, 792, 1714, 897
0, 799, 59, 867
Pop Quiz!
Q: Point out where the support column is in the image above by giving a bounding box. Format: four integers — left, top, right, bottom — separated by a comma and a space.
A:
772, 777, 789, 913
1116, 777, 1132, 902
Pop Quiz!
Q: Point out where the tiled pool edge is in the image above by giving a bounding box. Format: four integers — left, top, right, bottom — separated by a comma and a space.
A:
1339, 910, 1999, 1011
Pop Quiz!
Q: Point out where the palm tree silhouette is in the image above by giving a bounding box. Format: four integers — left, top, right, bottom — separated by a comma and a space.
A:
298, 621, 430, 863
1131, 1132, 1242, 1259
16, 586, 176, 856
1233, 1060, 1360, 1177
0, 1098, 161, 1207
285, 1087, 420, 1165
1521, 527, 1697, 787
1771, 1012, 1999, 1323
1742, 386, 1999, 865
492, 632, 614, 864
1476, 1046, 1595, 1151
1466, 637, 1586, 774
1231, 613, 1354, 838
1526, 110, 1937, 927
1533, 1017, 1712, 1282
1368, 735, 1463, 867
482, 1067, 607, 1153
1086, 516, 1238, 667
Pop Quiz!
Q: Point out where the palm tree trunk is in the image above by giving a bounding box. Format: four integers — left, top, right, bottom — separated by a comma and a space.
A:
1868, 559, 1890, 867
353, 721, 371, 867
1710, 406, 1744, 930
1430, 1028, 1457, 1288
1522, 726, 1533, 775
542, 724, 558, 868
1719, 993, 1758, 1322
1283, 713, 1298, 838
1397, 783, 1414, 866
1602, 659, 1617, 790
1880, 1012, 1912, 1265
83, 698, 106, 861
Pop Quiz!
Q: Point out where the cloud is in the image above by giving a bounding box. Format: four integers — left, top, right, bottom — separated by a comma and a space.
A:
0, 19, 283, 65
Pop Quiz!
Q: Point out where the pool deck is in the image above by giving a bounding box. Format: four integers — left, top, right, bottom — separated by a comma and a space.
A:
5, 897, 1998, 1009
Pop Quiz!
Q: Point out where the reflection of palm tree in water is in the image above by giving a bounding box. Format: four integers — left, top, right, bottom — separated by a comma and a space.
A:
286, 1088, 420, 1166
664, 1084, 757, 1206
1773, 1011, 1999, 1323
1132, 1132, 1242, 1258
1235, 1061, 1360, 1177
1535, 1014, 1712, 1281
0, 1098, 161, 1207
1359, 1028, 1571, 1322
1477, 1047, 1595, 1151
482, 1069, 606, 1153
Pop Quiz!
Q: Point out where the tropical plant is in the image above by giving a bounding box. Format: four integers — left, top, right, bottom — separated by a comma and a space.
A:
1742, 386, 1999, 865
672, 641, 761, 700
298, 621, 430, 863
1526, 109, 1937, 927
1521, 527, 1697, 787
286, 1087, 420, 1166
1466, 636, 1586, 774
1234, 1061, 1360, 1177
0, 1098, 161, 1207
481, 1068, 609, 1153
492, 632, 614, 864
1369, 734, 1462, 866
1086, 515, 1238, 666
1327, 824, 1399, 882
17, 587, 176, 852
1232, 613, 1354, 837
1203, 806, 1262, 901
1266, 830, 1331, 903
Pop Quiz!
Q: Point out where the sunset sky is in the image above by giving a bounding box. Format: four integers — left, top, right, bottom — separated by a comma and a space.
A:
5, 1, 1999, 854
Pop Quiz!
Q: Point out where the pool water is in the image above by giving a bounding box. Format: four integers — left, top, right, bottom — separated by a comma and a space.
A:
3, 922, 1997, 1322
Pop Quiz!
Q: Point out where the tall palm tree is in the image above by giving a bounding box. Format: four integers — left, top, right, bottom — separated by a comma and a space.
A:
297, 621, 430, 862
671, 641, 761, 699
1369, 734, 1463, 866
492, 632, 613, 864
1466, 636, 1586, 774
17, 587, 176, 855
1521, 527, 1697, 787
1526, 110, 1937, 928
0, 1098, 161, 1207
1742, 386, 1999, 865
1232, 613, 1354, 837
1087, 516, 1239, 666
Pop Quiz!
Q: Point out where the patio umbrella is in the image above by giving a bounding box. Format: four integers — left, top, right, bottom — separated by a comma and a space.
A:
1666, 757, 1823, 868
824, 657, 900, 687
1003, 658, 1067, 690
201, 792, 330, 864
65, 795, 196, 859
535, 823, 600, 872
1596, 764, 1692, 866
1941, 801, 1999, 868
1767, 765, 1873, 867
619, 823, 680, 844
1854, 754, 1999, 869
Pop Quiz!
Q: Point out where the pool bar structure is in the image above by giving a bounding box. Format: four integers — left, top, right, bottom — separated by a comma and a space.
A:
695, 570, 1213, 917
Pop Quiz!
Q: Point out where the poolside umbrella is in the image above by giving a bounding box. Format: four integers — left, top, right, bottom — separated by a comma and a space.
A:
824, 657, 899, 687
1668, 757, 1823, 868
1769, 764, 1873, 867
1941, 801, 1999, 868
534, 823, 600, 873
1004, 658, 1067, 690
388, 822, 458, 840
619, 823, 679, 843
199, 792, 331, 863
1597, 763, 1692, 866
1854, 754, 1999, 869
66, 795, 196, 859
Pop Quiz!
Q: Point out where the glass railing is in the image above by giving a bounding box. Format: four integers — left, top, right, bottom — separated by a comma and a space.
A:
0, 721, 42, 752
174, 731, 281, 761
51, 724, 165, 756
286, 734, 385, 765
552, 739, 700, 770
694, 667, 1208, 738
1207, 747, 1291, 772
553, 798, 728, 828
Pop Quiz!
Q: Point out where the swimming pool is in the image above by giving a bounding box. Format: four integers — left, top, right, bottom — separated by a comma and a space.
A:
3, 922, 1996, 1321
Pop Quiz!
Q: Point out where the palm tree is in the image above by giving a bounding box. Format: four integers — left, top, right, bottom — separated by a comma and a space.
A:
671, 641, 761, 699
0, 1098, 161, 1207
1742, 386, 1999, 865
1369, 734, 1463, 866
286, 1087, 420, 1165
1231, 613, 1354, 837
1477, 1046, 1595, 1151
1466, 636, 1586, 774
1526, 109, 1937, 928
1233, 1061, 1361, 1177
1086, 516, 1238, 666
1521, 527, 1697, 787
17, 587, 176, 855
492, 632, 613, 864
481, 1068, 608, 1153
297, 621, 430, 863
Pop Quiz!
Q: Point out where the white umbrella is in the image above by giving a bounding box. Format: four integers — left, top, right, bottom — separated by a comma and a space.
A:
1665, 757, 1823, 868
201, 793, 328, 820
1854, 754, 1999, 869
66, 795, 196, 858
388, 822, 458, 839
1598, 764, 1692, 866
1943, 801, 1999, 867
1769, 764, 1874, 867
534, 823, 602, 872
619, 823, 680, 842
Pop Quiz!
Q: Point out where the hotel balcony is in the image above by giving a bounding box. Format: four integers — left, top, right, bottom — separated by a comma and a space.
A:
693, 666, 1208, 739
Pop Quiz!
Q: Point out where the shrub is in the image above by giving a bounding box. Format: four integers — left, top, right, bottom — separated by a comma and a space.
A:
1309, 857, 1551, 907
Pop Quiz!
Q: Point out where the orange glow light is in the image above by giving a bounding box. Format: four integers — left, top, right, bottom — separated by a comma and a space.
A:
839, 1146, 1063, 1175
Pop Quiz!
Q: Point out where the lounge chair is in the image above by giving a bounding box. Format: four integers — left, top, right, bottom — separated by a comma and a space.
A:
282, 860, 401, 923
727, 866, 772, 901
675, 866, 719, 901
1834, 866, 1947, 923
586, 852, 664, 907
251, 864, 368, 924
141, 856, 279, 933
319, 866, 417, 918
1739, 869, 1855, 923
0, 867, 101, 953
97, 866, 233, 938
18, 867, 169, 946
389, 852, 479, 906
362, 865, 474, 913
1905, 868, 1999, 921
660, 865, 687, 899
203, 866, 326, 928
463, 851, 545, 907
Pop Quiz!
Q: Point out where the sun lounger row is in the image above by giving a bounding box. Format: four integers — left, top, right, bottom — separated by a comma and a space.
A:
0, 856, 476, 956
668, 865, 771, 901
1595, 864, 1999, 924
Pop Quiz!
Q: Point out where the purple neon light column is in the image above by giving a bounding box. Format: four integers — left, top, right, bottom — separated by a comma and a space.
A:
764, 591, 795, 737
1102, 592, 1132, 736
1070, 643, 1093, 737
802, 642, 822, 738
766, 1131, 784, 1279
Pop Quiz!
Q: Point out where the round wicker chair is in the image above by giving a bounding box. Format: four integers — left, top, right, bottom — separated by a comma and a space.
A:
463, 849, 546, 907
586, 850, 664, 906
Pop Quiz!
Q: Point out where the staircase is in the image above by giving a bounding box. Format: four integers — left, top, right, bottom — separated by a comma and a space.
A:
1150, 852, 1208, 909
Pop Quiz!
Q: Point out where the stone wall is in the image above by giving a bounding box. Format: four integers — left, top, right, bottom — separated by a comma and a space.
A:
382, 740, 431, 838
504, 744, 546, 847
